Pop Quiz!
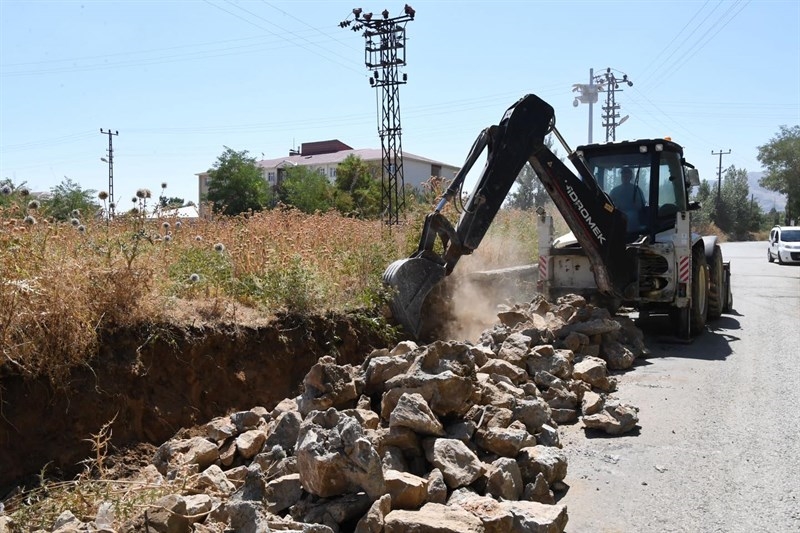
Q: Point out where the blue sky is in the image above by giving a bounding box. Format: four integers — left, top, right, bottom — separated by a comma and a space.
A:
1, 0, 798, 209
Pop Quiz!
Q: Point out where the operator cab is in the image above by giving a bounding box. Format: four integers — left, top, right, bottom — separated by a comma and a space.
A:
576, 139, 695, 240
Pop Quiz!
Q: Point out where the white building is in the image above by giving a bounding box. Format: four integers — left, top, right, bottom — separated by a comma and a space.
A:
197, 140, 459, 216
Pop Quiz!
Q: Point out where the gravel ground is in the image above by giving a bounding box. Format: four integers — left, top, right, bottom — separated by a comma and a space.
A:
557, 241, 800, 533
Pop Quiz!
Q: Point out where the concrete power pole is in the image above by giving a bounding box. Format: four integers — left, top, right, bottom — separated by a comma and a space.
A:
572, 68, 600, 143
340, 5, 415, 226
712, 149, 731, 201
100, 128, 119, 217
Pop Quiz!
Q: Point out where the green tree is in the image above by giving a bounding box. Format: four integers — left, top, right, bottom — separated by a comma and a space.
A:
279, 166, 334, 214
42, 177, 100, 221
508, 163, 549, 210
205, 147, 271, 216
691, 179, 715, 228
334, 155, 382, 218
508, 136, 558, 210
718, 166, 762, 240
757, 125, 800, 224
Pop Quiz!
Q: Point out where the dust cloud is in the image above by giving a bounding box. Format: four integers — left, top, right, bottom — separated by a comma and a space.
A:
437, 225, 540, 342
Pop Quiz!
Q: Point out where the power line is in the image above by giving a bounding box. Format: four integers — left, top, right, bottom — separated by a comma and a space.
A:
261, 0, 356, 52
671, 1, 751, 70
638, 1, 723, 88
204, 0, 364, 76
642, 1, 750, 88
637, 0, 711, 85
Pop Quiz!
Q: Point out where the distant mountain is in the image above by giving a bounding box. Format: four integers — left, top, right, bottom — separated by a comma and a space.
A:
746, 172, 786, 212
698, 172, 786, 213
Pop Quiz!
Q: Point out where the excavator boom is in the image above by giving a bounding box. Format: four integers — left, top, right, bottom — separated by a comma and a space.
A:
383, 94, 630, 337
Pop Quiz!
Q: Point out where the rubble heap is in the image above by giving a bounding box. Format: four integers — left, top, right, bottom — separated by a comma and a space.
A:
34, 294, 647, 533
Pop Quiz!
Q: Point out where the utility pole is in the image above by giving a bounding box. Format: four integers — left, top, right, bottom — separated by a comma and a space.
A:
340, 5, 415, 225
712, 149, 731, 201
573, 68, 632, 143
596, 68, 633, 142
100, 128, 119, 217
572, 68, 600, 143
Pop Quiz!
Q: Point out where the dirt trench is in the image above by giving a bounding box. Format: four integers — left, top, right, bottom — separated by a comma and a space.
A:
0, 312, 393, 495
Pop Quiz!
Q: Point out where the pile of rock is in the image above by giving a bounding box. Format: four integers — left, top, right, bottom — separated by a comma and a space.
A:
37, 294, 646, 533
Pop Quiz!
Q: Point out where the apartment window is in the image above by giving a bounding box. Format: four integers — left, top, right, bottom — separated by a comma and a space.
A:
329, 167, 337, 178
267, 171, 276, 184
431, 164, 442, 177
317, 167, 326, 176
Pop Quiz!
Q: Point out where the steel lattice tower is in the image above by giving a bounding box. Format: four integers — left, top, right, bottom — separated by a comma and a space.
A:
100, 128, 119, 217
595, 68, 633, 142
341, 6, 415, 225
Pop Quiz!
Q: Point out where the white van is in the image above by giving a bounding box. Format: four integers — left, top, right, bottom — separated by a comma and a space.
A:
767, 226, 800, 264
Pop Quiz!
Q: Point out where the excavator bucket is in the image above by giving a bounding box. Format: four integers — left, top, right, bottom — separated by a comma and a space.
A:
382, 256, 446, 338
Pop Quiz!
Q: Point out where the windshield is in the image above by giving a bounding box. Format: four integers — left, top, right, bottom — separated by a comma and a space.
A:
780, 229, 800, 242
581, 148, 687, 235
582, 153, 649, 233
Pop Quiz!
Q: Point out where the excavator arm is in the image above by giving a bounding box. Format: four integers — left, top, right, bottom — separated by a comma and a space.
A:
383, 94, 631, 337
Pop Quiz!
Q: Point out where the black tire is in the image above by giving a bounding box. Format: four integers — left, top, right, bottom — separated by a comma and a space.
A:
672, 246, 709, 339
708, 245, 725, 320
778, 250, 785, 265
723, 268, 733, 313
768, 249, 774, 263
690, 246, 710, 334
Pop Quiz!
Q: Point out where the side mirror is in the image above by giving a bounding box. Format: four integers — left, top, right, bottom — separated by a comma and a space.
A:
686, 169, 701, 187
688, 201, 702, 211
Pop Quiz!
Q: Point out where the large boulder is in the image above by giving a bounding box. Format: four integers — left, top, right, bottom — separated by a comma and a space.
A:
384, 502, 485, 533
295, 409, 385, 499
423, 438, 485, 489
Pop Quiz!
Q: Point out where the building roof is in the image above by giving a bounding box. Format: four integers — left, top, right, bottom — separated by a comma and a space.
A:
147, 205, 199, 219
257, 148, 454, 170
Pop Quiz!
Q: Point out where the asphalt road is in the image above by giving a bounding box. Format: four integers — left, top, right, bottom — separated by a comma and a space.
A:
558, 241, 800, 533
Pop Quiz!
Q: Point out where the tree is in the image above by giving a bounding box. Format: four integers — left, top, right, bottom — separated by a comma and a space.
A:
43, 177, 100, 221
508, 135, 557, 210
205, 147, 271, 216
279, 166, 334, 214
159, 196, 185, 209
507, 163, 550, 210
718, 166, 762, 240
757, 125, 800, 224
333, 155, 382, 218
691, 179, 715, 228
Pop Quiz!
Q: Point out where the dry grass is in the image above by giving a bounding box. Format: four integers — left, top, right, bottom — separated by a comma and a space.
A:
2, 416, 192, 529
0, 201, 542, 383
0, 207, 407, 382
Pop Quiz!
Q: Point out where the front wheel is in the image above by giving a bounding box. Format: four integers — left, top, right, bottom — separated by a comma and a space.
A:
690, 247, 710, 334
672, 246, 709, 339
768, 249, 774, 263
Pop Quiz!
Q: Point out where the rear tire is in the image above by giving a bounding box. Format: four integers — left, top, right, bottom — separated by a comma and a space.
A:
723, 268, 733, 313
708, 245, 725, 320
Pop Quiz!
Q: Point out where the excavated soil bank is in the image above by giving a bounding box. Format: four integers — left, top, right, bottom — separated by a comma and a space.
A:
0, 312, 393, 494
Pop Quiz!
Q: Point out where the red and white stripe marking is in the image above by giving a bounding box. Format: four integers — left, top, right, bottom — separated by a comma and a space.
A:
678, 255, 690, 282
539, 255, 548, 280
